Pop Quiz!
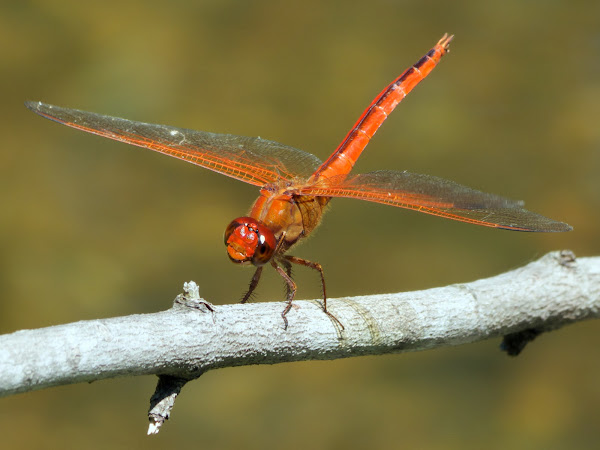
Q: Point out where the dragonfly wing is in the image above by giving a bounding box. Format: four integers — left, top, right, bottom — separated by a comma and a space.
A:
299, 170, 572, 232
26, 102, 322, 186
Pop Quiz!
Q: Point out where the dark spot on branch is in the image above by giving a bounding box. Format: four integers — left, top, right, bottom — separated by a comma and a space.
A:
500, 328, 543, 356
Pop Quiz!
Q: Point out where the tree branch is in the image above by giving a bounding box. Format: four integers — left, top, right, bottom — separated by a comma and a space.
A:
1, 250, 598, 433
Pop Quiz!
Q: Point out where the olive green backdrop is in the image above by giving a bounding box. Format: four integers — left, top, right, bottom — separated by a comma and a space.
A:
1, 1, 599, 449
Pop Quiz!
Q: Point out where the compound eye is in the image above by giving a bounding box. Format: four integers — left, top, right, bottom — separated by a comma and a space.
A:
224, 219, 241, 245
252, 228, 276, 265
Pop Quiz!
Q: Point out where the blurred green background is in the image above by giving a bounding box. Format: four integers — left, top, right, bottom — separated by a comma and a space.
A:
1, 0, 599, 448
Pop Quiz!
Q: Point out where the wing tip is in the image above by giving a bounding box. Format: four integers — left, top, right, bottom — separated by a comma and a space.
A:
24, 100, 41, 111
500, 220, 573, 233
25, 100, 54, 116
551, 222, 573, 233
536, 219, 573, 233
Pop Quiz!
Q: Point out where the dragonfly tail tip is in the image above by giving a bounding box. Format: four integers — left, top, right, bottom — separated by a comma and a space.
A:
438, 33, 454, 51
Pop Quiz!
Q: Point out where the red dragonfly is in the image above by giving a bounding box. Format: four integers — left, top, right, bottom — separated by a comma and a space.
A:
26, 34, 571, 329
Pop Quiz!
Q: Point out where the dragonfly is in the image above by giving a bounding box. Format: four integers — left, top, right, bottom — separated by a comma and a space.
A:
26, 34, 571, 330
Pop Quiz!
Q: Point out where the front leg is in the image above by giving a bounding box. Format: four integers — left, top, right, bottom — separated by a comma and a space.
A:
241, 266, 263, 304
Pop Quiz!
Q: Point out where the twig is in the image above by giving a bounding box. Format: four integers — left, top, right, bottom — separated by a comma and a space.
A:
0, 250, 597, 434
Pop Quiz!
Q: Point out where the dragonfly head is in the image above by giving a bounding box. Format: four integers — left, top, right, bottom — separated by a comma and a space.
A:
224, 217, 276, 266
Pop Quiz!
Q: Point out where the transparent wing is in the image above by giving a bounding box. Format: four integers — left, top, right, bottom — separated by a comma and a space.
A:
26, 102, 322, 186
298, 170, 572, 232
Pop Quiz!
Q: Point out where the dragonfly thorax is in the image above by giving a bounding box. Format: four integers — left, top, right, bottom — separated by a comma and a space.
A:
224, 217, 277, 266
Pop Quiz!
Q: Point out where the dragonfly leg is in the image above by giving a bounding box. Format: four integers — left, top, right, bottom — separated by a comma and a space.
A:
278, 257, 294, 299
272, 261, 297, 330
241, 266, 263, 304
283, 256, 344, 331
